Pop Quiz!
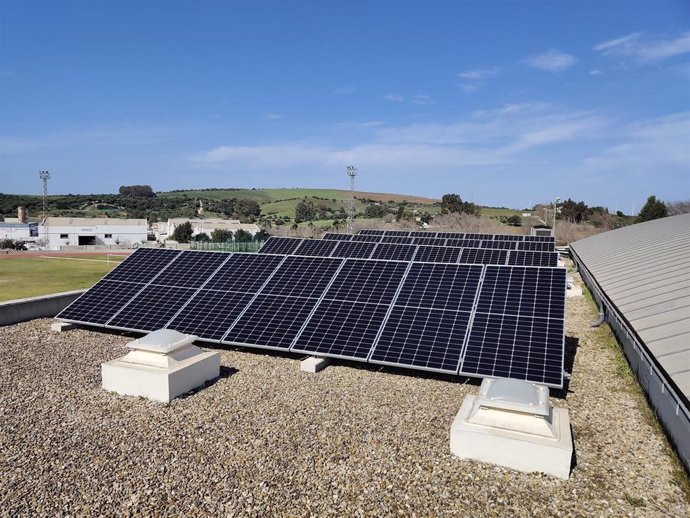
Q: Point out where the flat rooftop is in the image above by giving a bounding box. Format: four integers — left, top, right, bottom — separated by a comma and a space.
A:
1, 269, 688, 515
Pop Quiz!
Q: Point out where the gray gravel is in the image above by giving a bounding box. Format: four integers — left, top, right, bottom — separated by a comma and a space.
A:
1, 274, 689, 516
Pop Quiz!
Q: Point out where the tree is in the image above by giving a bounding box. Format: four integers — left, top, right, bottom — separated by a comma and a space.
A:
637, 195, 668, 223
234, 229, 253, 242
559, 198, 590, 223
441, 194, 480, 216
503, 215, 522, 226
118, 185, 155, 197
170, 221, 193, 243
364, 204, 389, 218
211, 229, 233, 242
254, 229, 270, 242
194, 232, 210, 242
295, 200, 316, 223
666, 200, 690, 215
233, 199, 261, 220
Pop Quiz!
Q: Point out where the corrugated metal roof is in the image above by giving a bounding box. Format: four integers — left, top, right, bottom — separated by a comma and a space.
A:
45, 217, 147, 226
570, 213, 690, 398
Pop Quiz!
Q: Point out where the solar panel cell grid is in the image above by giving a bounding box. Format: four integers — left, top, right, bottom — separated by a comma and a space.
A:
446, 238, 481, 248
259, 237, 304, 254
518, 241, 555, 251
459, 248, 508, 265
479, 240, 517, 250
508, 250, 558, 267
412, 237, 447, 246
261, 256, 342, 298
150, 251, 229, 288
394, 263, 482, 310
475, 266, 566, 318
223, 294, 318, 349
57, 280, 145, 324
460, 313, 564, 386
294, 239, 339, 257
436, 232, 465, 239
350, 234, 381, 242
323, 259, 408, 305
166, 291, 254, 341
359, 229, 385, 235
494, 234, 523, 241
330, 241, 376, 258
408, 231, 438, 238
383, 230, 411, 237
413, 245, 461, 263
102, 248, 181, 283
108, 285, 198, 331
465, 233, 494, 240
292, 300, 390, 359
204, 254, 284, 293
381, 236, 414, 244
370, 243, 417, 261
370, 307, 471, 373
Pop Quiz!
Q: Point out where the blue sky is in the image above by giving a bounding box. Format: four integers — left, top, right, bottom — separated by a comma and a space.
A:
1, 0, 689, 210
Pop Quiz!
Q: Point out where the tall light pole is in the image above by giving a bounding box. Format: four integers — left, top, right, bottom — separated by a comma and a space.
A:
346, 165, 358, 234
39, 170, 50, 223
553, 196, 560, 234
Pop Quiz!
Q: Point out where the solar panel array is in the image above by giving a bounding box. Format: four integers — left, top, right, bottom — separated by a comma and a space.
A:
325, 230, 555, 243
58, 247, 567, 387
259, 236, 558, 267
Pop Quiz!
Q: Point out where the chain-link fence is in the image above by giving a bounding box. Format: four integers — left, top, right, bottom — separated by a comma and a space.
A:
189, 240, 264, 252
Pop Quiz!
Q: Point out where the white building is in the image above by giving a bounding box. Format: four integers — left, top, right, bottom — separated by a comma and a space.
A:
155, 218, 261, 241
41, 217, 148, 250
0, 222, 39, 243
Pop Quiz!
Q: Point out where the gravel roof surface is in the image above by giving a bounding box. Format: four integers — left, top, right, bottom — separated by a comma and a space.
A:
1, 271, 689, 517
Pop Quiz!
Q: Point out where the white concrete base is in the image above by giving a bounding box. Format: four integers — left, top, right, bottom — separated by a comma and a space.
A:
451, 395, 573, 479
101, 329, 220, 403
51, 321, 76, 332
300, 356, 331, 373
567, 285, 583, 298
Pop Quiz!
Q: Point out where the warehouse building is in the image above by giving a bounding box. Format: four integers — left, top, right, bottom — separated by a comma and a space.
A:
570, 213, 690, 471
41, 217, 148, 250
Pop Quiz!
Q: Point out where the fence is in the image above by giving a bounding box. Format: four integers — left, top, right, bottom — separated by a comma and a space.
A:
189, 241, 264, 252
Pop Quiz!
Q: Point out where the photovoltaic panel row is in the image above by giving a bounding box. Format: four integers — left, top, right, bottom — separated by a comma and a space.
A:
57, 280, 147, 324
259, 236, 304, 254
509, 250, 558, 267
293, 239, 338, 257
322, 232, 352, 240
518, 241, 555, 252
331, 240, 377, 258
103, 248, 181, 283
478, 240, 517, 250
356, 229, 555, 243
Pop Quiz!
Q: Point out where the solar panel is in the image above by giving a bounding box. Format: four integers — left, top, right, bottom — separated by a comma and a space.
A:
383, 230, 411, 236
292, 300, 390, 359
330, 240, 377, 259
102, 248, 181, 283
166, 291, 254, 341
459, 248, 508, 265
57, 280, 146, 324
465, 233, 494, 240
523, 235, 555, 242
437, 232, 465, 239
414, 245, 461, 263
409, 231, 438, 238
294, 239, 339, 257
320, 259, 408, 305
292, 259, 408, 359
412, 237, 447, 246
359, 229, 385, 235
260, 256, 342, 298
259, 236, 304, 254
475, 266, 566, 319
381, 236, 414, 244
150, 251, 229, 288
350, 234, 381, 243
323, 232, 353, 240
224, 294, 319, 350
478, 240, 517, 250
204, 254, 284, 293
508, 250, 558, 267
108, 285, 198, 332
460, 313, 564, 386
494, 234, 523, 241
371, 243, 417, 261
369, 264, 483, 373
446, 238, 481, 248
518, 241, 555, 252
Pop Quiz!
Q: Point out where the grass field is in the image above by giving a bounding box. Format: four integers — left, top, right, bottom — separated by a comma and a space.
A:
0, 255, 124, 301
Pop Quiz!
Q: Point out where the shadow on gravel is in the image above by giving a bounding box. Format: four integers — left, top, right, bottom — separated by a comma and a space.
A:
175, 365, 238, 401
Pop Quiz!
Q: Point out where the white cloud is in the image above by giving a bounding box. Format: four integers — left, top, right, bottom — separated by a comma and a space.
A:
458, 67, 498, 80
594, 31, 690, 61
459, 83, 479, 93
264, 113, 282, 120
385, 93, 404, 102
410, 94, 435, 105
524, 49, 576, 72
333, 86, 355, 95
589, 69, 603, 75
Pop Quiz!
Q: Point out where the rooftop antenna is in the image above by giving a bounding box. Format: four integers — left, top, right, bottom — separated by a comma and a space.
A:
39, 170, 50, 223
346, 165, 358, 234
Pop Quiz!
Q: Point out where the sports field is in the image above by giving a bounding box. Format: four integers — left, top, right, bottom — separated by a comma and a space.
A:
0, 254, 127, 302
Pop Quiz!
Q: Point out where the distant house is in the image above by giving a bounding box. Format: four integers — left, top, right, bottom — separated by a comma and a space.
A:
0, 222, 39, 243
41, 217, 148, 250
156, 218, 261, 241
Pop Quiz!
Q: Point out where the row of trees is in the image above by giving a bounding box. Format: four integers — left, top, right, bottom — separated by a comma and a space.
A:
169, 222, 269, 243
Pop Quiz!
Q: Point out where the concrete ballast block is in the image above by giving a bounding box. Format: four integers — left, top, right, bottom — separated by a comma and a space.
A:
51, 322, 76, 332
300, 356, 331, 373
